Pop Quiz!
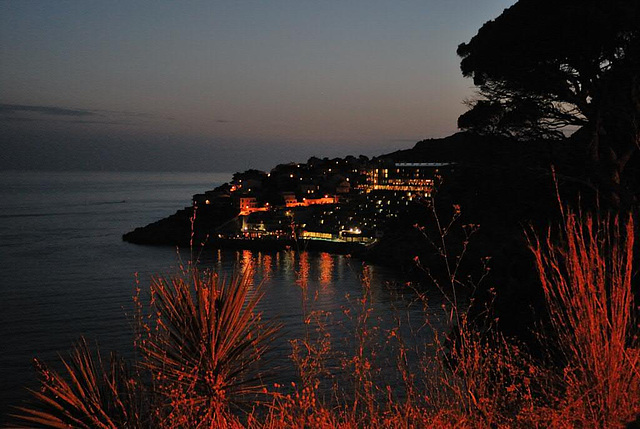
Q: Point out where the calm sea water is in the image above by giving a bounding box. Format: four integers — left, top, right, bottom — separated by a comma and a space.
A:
0, 171, 447, 419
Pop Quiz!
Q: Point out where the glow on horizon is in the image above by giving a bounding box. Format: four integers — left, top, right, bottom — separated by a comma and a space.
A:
0, 0, 516, 172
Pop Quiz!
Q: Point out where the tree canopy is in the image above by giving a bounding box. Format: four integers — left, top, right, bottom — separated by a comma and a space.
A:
458, 0, 640, 204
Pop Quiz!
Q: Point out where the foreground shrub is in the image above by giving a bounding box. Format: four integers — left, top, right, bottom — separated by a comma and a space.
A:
138, 267, 281, 426
10, 338, 145, 428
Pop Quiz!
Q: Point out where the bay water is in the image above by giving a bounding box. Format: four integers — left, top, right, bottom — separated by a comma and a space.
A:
0, 171, 447, 419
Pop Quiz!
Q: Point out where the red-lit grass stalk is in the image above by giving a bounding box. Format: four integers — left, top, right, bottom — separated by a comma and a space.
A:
10, 338, 145, 429
528, 210, 639, 427
138, 266, 281, 427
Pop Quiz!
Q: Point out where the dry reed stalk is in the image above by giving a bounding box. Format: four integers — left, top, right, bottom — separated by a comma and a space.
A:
410, 200, 544, 428
528, 209, 639, 427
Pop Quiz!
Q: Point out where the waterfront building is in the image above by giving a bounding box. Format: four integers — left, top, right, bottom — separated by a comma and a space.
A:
366, 161, 453, 196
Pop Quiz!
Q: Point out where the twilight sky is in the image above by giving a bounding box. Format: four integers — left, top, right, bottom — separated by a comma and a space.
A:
0, 0, 515, 172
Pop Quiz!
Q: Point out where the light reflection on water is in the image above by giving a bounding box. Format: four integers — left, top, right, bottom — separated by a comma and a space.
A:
193, 247, 452, 397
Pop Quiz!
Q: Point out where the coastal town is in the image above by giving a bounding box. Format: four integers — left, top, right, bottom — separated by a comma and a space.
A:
188, 155, 453, 249
122, 134, 479, 253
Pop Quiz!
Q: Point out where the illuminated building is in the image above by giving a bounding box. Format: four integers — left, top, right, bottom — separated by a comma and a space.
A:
282, 192, 298, 207
366, 162, 453, 196
234, 196, 258, 210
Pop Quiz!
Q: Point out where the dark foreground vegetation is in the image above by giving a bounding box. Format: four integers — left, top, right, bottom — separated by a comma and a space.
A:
7, 0, 640, 427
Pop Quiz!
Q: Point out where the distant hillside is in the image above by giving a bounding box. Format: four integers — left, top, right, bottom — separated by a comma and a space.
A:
379, 132, 554, 166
